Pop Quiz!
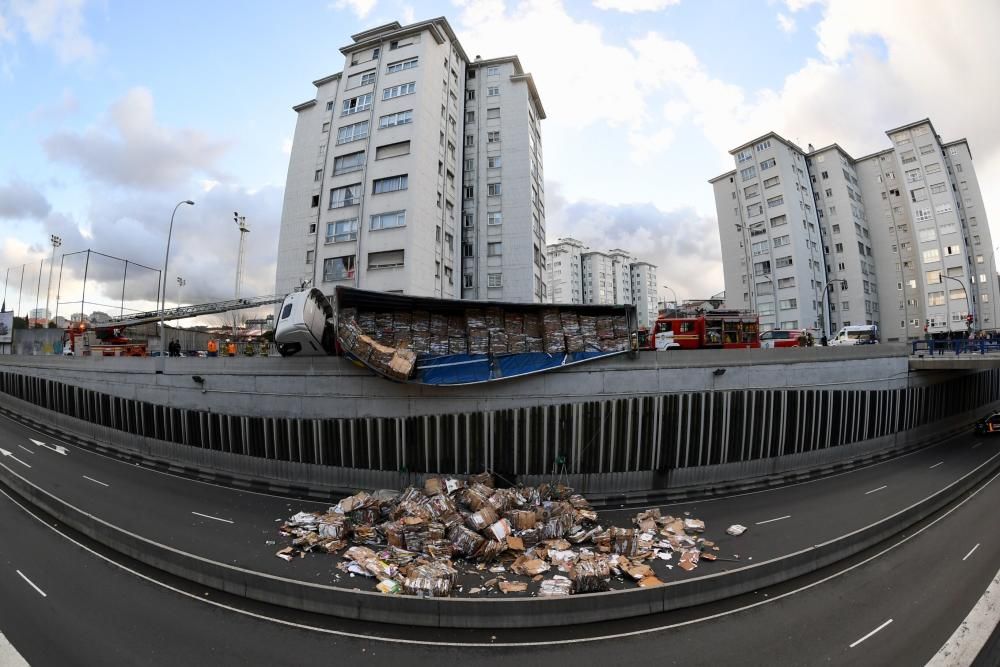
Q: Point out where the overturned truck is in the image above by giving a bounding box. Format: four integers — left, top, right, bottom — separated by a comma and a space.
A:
274, 286, 639, 385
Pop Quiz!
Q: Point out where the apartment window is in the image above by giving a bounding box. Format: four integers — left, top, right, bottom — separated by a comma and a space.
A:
310, 194, 320, 207
326, 218, 359, 243
763, 176, 780, 189
379, 110, 413, 128
487, 86, 499, 96
323, 255, 355, 282
760, 158, 776, 170
372, 174, 408, 194
305, 250, 314, 265
488, 130, 500, 143
336, 120, 369, 144
328, 183, 361, 208
488, 183, 502, 196
740, 165, 756, 181
322, 122, 330, 133
488, 242, 502, 256
342, 93, 373, 116
776, 256, 793, 268
487, 211, 502, 225
767, 195, 784, 208
488, 273, 502, 288
382, 82, 416, 100
366, 210, 405, 232
368, 249, 404, 269
386, 58, 418, 73
487, 155, 501, 168
463, 185, 473, 199
769, 214, 786, 227
487, 66, 499, 76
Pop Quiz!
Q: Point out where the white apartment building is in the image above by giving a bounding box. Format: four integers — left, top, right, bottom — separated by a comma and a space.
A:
274, 18, 547, 303
712, 134, 826, 333
545, 237, 585, 304
713, 118, 998, 340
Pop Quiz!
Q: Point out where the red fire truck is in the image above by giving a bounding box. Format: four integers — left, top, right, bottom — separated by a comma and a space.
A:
63, 323, 148, 357
648, 311, 760, 350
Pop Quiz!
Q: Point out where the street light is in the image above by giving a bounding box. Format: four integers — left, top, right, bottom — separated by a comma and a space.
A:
158, 200, 194, 372
44, 234, 61, 327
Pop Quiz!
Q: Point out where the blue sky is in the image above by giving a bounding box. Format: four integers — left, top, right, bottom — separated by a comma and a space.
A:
1, 0, 998, 316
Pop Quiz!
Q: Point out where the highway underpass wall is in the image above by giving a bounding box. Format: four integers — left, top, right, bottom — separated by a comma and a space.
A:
0, 345, 997, 497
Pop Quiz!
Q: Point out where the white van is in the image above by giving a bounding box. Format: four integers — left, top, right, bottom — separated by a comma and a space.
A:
829, 324, 879, 346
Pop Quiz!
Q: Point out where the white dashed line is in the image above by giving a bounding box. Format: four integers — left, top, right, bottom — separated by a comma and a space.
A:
15, 570, 46, 598
962, 544, 980, 562
82, 476, 109, 487
849, 618, 893, 648
191, 511, 233, 524
864, 485, 887, 495
755, 515, 791, 525
929, 461, 944, 469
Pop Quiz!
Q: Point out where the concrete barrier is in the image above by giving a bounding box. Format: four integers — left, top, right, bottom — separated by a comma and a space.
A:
2, 442, 997, 628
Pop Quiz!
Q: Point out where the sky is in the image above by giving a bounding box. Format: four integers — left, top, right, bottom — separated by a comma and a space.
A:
1, 0, 999, 319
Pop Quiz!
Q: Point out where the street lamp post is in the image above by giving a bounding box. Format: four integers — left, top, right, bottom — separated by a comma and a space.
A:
44, 235, 61, 327
940, 274, 971, 335
158, 200, 194, 372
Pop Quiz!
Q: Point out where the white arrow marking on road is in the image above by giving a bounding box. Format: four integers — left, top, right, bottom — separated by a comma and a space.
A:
0, 448, 31, 469
29, 439, 68, 456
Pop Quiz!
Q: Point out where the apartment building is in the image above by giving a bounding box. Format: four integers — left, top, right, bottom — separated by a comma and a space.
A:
711, 134, 826, 332
274, 18, 547, 303
713, 118, 997, 340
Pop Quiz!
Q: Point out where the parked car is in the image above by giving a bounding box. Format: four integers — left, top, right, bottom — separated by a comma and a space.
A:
974, 411, 1000, 435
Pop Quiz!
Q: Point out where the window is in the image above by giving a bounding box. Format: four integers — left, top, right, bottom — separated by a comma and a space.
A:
488, 155, 502, 168
488, 183, 502, 196
763, 176, 780, 189
305, 250, 314, 265
487, 66, 499, 76
336, 120, 369, 144
488, 130, 500, 143
375, 140, 409, 160
769, 214, 786, 227
386, 58, 418, 73
740, 165, 756, 181
382, 82, 416, 100
488, 242, 502, 256
342, 93, 373, 116
767, 195, 784, 208
488, 273, 502, 288
775, 256, 793, 268
760, 158, 776, 170
326, 218, 359, 243
379, 110, 413, 128
333, 151, 365, 175
329, 183, 361, 208
372, 174, 407, 194
323, 255, 355, 282
487, 86, 499, 96
487, 211, 502, 225
368, 249, 404, 269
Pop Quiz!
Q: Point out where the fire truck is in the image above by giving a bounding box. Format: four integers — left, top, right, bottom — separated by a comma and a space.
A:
63, 323, 148, 357
648, 310, 760, 350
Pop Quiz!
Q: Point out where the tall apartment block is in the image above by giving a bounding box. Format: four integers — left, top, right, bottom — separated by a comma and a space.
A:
273, 18, 547, 304
546, 238, 659, 327
712, 118, 997, 340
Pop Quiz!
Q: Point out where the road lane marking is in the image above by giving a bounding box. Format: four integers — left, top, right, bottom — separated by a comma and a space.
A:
2, 453, 998, 648
0, 448, 31, 469
962, 544, 980, 561
849, 618, 893, 648
17, 446, 33, 455
191, 511, 233, 524
864, 485, 887, 495
29, 438, 68, 455
15, 570, 46, 598
755, 515, 791, 525
929, 461, 944, 469
83, 476, 109, 488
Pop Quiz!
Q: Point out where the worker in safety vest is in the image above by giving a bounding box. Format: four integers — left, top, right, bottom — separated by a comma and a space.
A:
226, 340, 237, 357
207, 339, 218, 357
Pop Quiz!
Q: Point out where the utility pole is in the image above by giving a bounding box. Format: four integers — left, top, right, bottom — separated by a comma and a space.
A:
44, 235, 62, 327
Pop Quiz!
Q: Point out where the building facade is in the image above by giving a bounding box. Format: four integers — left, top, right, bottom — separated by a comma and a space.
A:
713, 119, 997, 340
274, 18, 547, 304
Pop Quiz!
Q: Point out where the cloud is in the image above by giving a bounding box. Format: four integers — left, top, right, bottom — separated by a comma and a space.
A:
330, 0, 377, 19
0, 180, 51, 219
546, 183, 723, 301
3, 0, 98, 63
776, 12, 795, 33
592, 0, 680, 12
43, 87, 231, 189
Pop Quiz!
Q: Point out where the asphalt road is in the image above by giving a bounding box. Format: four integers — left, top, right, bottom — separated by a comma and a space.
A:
0, 410, 997, 597
0, 444, 998, 666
